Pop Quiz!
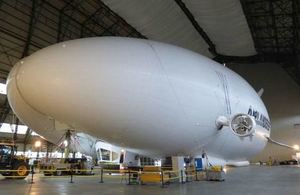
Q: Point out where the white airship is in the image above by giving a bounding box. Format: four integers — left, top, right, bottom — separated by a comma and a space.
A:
7, 37, 271, 166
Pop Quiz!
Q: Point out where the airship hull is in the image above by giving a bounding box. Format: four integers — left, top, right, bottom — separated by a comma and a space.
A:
7, 37, 270, 162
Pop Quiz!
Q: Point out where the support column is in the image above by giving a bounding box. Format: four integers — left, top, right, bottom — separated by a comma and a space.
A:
172, 156, 186, 183
64, 130, 71, 159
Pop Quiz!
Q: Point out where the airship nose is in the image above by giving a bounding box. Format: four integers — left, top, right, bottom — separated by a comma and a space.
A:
6, 42, 95, 133
6, 57, 65, 141
8, 55, 50, 112
7, 57, 43, 116
7, 60, 26, 112
7, 45, 71, 119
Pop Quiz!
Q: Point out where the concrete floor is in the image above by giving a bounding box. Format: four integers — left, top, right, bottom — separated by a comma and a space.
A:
1, 165, 300, 195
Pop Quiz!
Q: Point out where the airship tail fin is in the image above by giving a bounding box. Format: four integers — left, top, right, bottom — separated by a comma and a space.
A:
257, 88, 264, 97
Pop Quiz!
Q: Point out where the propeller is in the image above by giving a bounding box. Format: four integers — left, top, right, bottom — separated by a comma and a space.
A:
230, 114, 256, 137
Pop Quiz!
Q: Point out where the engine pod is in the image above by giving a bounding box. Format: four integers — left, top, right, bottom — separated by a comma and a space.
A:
229, 114, 256, 137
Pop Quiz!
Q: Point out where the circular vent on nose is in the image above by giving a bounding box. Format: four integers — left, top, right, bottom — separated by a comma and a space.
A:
230, 114, 256, 137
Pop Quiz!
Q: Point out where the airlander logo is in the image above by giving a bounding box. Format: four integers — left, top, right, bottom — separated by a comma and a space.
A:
248, 106, 271, 131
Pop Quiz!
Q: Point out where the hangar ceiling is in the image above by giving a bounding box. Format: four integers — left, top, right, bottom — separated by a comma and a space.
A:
0, 0, 299, 81
0, 0, 299, 79
0, 0, 300, 145
241, 0, 300, 85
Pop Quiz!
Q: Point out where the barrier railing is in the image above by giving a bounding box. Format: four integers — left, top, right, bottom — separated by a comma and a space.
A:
0, 166, 207, 187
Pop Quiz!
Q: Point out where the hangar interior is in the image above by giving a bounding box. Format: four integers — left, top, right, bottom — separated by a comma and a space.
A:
1, 0, 300, 194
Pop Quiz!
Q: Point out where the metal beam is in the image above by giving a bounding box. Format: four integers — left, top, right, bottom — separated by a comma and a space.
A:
292, 0, 300, 56
174, 0, 259, 63
56, 11, 64, 42
23, 128, 32, 153
0, 68, 9, 74
42, 1, 89, 33
213, 54, 260, 63
0, 98, 10, 129
57, 0, 83, 42
81, 7, 103, 25
270, 0, 279, 59
174, 0, 217, 56
13, 117, 19, 143
46, 141, 53, 159
79, 6, 104, 38
43, 0, 108, 41
98, 0, 146, 38
61, 0, 116, 36
0, 28, 42, 49
22, 0, 38, 58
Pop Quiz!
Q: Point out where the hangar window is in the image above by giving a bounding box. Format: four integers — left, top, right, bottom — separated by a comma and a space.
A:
0, 83, 6, 95
0, 123, 39, 135
101, 149, 110, 161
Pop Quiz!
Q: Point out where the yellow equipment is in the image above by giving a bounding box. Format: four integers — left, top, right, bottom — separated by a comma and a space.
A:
210, 165, 222, 172
140, 166, 170, 184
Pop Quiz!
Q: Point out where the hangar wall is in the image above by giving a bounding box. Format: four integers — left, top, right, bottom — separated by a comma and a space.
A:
229, 63, 300, 161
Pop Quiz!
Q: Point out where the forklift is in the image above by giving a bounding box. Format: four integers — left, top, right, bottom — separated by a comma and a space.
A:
0, 143, 30, 179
